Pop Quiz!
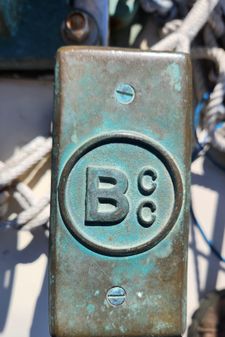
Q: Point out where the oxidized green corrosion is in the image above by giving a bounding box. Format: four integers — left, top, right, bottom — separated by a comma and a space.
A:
50, 47, 192, 337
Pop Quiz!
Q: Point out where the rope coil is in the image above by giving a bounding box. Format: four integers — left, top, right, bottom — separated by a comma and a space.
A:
0, 137, 52, 229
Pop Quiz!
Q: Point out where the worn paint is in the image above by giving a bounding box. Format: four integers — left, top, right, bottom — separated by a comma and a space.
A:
167, 62, 182, 92
0, 0, 108, 69
0, 0, 69, 69
50, 47, 192, 337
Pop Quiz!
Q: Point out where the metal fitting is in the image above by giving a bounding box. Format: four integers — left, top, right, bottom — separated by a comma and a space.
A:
115, 83, 135, 104
62, 11, 90, 43
62, 10, 100, 45
106, 287, 126, 306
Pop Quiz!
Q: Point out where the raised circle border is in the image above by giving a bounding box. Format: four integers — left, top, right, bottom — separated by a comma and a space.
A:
58, 131, 183, 256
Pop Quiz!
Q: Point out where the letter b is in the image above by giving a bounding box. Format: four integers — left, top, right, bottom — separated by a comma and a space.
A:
85, 166, 129, 225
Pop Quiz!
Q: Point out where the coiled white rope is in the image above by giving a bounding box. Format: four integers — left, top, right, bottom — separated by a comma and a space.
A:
0, 137, 52, 188
0, 137, 52, 230
152, 0, 220, 52
0, 196, 50, 230
152, 0, 225, 153
191, 47, 225, 150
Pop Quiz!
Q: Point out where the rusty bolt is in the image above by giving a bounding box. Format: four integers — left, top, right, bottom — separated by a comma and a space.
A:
63, 11, 90, 43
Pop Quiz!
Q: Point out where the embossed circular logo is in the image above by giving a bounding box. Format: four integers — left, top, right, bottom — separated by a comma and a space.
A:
58, 132, 183, 256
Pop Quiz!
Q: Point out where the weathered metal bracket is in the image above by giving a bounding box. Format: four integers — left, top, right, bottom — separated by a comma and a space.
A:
50, 46, 192, 337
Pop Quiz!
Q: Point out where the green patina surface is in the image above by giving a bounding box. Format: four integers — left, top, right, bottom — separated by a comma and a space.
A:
50, 47, 192, 337
166, 62, 182, 92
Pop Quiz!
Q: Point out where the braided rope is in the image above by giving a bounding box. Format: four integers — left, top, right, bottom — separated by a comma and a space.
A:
191, 47, 225, 151
0, 196, 50, 230
15, 182, 37, 207
210, 124, 225, 152
4, 137, 47, 168
23, 204, 50, 230
191, 47, 225, 128
152, 0, 220, 52
0, 137, 52, 188
161, 19, 182, 37
0, 137, 52, 229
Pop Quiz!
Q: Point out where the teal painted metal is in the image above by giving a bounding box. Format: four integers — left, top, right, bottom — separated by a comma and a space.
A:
50, 47, 192, 337
0, 0, 108, 70
0, 0, 69, 69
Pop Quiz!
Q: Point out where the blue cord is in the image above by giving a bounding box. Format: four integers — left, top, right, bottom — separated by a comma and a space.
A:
192, 93, 225, 263
194, 92, 210, 129
192, 92, 209, 161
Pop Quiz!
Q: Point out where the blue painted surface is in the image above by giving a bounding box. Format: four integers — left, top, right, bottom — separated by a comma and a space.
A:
0, 0, 109, 69
0, 0, 69, 67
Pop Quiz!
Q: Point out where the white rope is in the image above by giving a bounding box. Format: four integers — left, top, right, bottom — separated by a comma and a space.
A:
16, 196, 50, 228
152, 0, 220, 52
0, 137, 52, 188
161, 19, 182, 37
0, 160, 37, 216
191, 47, 225, 150
0, 137, 52, 229
22, 204, 50, 231
0, 196, 50, 230
191, 47, 225, 126
15, 182, 37, 207
0, 190, 9, 218
210, 124, 225, 152
4, 137, 48, 168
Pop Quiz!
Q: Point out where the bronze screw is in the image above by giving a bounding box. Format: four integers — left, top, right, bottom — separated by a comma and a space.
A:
63, 11, 90, 43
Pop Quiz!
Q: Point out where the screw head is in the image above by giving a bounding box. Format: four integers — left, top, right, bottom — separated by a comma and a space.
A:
106, 286, 126, 306
115, 83, 135, 104
63, 11, 90, 43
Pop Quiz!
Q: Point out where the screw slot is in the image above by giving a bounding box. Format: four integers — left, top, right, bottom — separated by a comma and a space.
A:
106, 286, 126, 306
115, 83, 135, 104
